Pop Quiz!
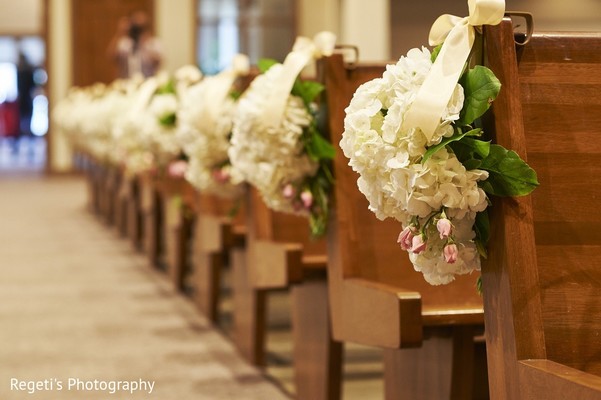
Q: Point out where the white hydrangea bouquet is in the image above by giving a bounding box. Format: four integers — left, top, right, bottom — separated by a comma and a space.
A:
229, 32, 337, 236
53, 85, 98, 152
113, 66, 202, 176
54, 82, 129, 162
177, 55, 249, 198
340, 0, 538, 286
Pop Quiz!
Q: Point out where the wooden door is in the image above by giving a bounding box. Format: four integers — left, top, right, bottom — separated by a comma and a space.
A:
71, 0, 154, 86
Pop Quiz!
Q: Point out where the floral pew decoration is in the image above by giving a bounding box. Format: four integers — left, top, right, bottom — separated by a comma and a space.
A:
340, 0, 538, 286
176, 54, 250, 199
229, 32, 337, 236
53, 85, 99, 155
54, 79, 142, 164
112, 66, 203, 176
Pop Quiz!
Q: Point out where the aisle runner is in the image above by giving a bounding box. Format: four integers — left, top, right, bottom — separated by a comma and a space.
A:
0, 176, 289, 400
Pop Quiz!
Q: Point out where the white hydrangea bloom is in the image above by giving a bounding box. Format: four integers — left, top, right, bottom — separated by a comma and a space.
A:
341, 47, 489, 284
113, 105, 159, 175
176, 76, 244, 198
112, 74, 194, 175
229, 64, 318, 214
54, 83, 135, 163
409, 212, 480, 285
149, 93, 178, 121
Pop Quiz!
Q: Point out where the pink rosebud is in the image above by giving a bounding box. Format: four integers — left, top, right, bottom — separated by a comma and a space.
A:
282, 184, 295, 199
168, 160, 188, 178
212, 168, 230, 184
411, 235, 427, 254
443, 243, 458, 264
436, 218, 452, 239
300, 190, 313, 209
397, 227, 415, 251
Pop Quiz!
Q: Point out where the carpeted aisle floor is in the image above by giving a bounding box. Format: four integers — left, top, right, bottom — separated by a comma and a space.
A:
0, 175, 289, 400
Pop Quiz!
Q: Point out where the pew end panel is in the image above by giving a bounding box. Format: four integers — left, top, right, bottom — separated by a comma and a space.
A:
155, 177, 193, 291
139, 173, 162, 267
483, 18, 601, 399
245, 187, 327, 290
192, 192, 244, 322
125, 175, 143, 250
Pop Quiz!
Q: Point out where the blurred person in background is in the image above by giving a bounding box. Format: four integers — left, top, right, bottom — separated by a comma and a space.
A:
107, 10, 162, 78
15, 51, 35, 151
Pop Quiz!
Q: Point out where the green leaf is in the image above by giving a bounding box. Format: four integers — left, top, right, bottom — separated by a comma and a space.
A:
422, 128, 481, 164
292, 80, 325, 106
474, 210, 489, 259
474, 210, 490, 245
448, 137, 490, 169
478, 144, 539, 196
463, 159, 482, 170
306, 125, 335, 160
431, 44, 442, 62
460, 137, 490, 159
228, 198, 242, 218
458, 66, 501, 126
307, 165, 334, 238
476, 276, 483, 295
159, 113, 176, 127
258, 58, 278, 73
229, 89, 242, 100
156, 80, 176, 95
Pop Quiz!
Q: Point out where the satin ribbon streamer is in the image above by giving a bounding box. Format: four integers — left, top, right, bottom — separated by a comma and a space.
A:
132, 74, 162, 114
262, 31, 336, 129
404, 0, 504, 141
201, 54, 250, 127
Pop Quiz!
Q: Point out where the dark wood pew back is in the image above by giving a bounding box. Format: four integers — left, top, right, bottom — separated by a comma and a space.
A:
482, 17, 601, 399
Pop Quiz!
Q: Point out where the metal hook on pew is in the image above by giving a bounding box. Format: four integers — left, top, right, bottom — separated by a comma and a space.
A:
334, 45, 359, 70
505, 12, 534, 46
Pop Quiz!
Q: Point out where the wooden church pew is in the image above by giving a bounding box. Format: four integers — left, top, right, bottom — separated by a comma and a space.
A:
124, 175, 143, 250
113, 168, 128, 237
81, 152, 100, 215
154, 71, 260, 293
160, 177, 195, 291
231, 187, 343, 400
140, 173, 193, 291
86, 154, 103, 216
322, 53, 488, 399
102, 164, 120, 226
139, 173, 162, 267
192, 191, 246, 322
482, 18, 601, 400
93, 161, 112, 224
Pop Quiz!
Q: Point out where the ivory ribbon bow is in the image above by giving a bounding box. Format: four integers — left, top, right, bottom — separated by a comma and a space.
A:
201, 53, 250, 127
175, 65, 203, 95
403, 0, 504, 141
262, 31, 336, 129
131, 73, 163, 114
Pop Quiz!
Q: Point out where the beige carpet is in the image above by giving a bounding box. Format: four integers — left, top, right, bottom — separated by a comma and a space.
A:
0, 175, 289, 400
